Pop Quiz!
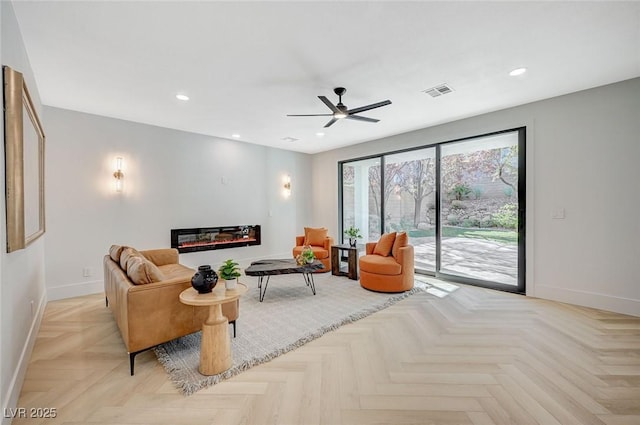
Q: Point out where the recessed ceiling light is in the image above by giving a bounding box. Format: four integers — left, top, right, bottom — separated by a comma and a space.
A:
176, 94, 189, 101
232, 134, 241, 138
316, 132, 325, 137
509, 68, 527, 77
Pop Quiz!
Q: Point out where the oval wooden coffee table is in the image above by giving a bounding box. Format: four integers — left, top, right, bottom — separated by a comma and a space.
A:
179, 283, 247, 375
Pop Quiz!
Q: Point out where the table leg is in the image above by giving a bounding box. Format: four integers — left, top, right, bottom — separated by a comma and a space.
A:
348, 249, 358, 280
302, 272, 316, 295
199, 304, 231, 375
331, 247, 339, 276
258, 275, 270, 302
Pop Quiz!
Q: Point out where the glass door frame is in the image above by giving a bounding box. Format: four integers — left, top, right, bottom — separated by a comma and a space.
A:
338, 127, 526, 295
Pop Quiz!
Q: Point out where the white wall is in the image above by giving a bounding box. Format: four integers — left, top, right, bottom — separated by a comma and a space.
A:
312, 78, 640, 317
43, 107, 313, 300
1, 2, 48, 421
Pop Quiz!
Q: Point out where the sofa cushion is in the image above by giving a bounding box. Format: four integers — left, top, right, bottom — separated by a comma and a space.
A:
373, 232, 396, 257
109, 244, 125, 263
126, 255, 165, 285
359, 254, 402, 275
158, 263, 195, 280
392, 232, 408, 259
304, 227, 327, 246
120, 247, 142, 271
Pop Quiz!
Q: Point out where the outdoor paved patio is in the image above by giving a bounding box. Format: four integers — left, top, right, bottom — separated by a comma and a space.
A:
412, 237, 518, 285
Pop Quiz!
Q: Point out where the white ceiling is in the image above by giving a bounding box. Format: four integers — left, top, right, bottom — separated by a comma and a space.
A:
11, 1, 640, 154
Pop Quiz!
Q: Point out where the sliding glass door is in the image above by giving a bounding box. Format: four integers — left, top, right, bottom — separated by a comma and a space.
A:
439, 132, 521, 287
340, 128, 525, 293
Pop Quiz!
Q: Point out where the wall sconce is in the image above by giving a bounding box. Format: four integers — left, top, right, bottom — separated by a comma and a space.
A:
283, 175, 291, 198
113, 157, 124, 192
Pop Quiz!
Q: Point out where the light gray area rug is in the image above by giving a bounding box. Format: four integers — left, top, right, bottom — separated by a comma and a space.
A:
155, 273, 437, 395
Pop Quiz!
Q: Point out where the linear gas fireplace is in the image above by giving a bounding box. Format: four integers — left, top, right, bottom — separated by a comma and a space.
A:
171, 225, 261, 254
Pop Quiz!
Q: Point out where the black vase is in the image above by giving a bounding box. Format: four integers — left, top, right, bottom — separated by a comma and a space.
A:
191, 265, 218, 294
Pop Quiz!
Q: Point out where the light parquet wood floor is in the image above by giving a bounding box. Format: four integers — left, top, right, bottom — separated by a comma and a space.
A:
12, 284, 640, 425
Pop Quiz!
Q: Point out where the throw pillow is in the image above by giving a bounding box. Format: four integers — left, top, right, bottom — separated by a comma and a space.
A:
373, 232, 396, 257
304, 227, 328, 246
126, 256, 165, 285
392, 232, 408, 259
109, 244, 125, 263
119, 247, 141, 271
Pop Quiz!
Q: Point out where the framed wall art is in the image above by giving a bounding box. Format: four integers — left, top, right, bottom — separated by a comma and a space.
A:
3, 65, 45, 252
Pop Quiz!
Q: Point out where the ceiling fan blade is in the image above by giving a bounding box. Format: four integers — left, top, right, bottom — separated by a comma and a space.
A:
345, 115, 380, 123
287, 114, 333, 117
318, 96, 340, 113
324, 118, 338, 128
347, 100, 391, 115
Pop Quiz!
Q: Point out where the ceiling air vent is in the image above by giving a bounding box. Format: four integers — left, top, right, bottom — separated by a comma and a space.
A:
423, 84, 454, 98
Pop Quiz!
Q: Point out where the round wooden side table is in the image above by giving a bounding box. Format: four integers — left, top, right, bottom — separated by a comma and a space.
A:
179, 283, 247, 375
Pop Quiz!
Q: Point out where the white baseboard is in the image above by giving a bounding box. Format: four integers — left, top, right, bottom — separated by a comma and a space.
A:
47, 279, 103, 301
535, 284, 639, 317
2, 292, 46, 425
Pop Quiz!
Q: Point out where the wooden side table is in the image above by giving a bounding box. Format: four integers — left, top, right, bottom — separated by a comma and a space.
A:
331, 244, 362, 280
179, 283, 247, 375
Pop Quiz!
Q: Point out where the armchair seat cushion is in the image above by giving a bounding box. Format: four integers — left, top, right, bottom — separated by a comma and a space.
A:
359, 255, 402, 275
292, 245, 329, 260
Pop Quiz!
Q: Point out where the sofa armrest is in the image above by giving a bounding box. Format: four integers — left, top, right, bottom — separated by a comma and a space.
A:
295, 235, 305, 246
141, 248, 179, 266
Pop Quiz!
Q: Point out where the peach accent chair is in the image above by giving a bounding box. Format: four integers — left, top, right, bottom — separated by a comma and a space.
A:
292, 227, 334, 272
359, 232, 414, 292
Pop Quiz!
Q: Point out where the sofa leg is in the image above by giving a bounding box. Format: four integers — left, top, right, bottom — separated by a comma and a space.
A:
129, 352, 137, 376
230, 320, 236, 338
105, 296, 109, 307
129, 349, 147, 376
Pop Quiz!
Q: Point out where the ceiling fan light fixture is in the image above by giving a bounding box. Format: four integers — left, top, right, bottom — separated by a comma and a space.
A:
288, 86, 391, 128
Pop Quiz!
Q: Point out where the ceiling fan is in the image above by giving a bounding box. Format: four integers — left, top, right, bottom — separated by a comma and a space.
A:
287, 87, 391, 128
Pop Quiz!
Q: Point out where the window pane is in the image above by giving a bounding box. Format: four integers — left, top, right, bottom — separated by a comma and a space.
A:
342, 158, 381, 243
384, 148, 436, 272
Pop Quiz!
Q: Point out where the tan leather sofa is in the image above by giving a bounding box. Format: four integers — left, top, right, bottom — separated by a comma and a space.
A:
104, 246, 239, 375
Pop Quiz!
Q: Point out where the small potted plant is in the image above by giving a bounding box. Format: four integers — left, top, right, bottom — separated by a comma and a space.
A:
218, 259, 241, 290
344, 226, 362, 247
301, 245, 316, 264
